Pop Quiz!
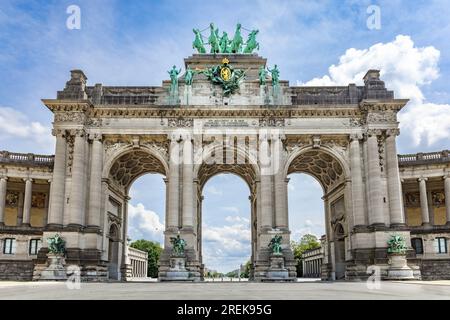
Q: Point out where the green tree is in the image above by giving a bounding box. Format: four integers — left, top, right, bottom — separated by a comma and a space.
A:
129, 239, 163, 278
240, 260, 252, 278
291, 234, 321, 277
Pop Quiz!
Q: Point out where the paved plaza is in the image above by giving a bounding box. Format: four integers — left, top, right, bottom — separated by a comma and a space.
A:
0, 280, 449, 300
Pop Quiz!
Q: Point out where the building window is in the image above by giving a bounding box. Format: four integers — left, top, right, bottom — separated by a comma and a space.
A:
3, 238, 16, 255
411, 238, 423, 254
436, 238, 448, 254
29, 239, 41, 255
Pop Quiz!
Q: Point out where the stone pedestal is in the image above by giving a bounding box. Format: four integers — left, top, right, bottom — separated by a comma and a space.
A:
160, 256, 192, 281
386, 254, 414, 280
40, 253, 67, 281
263, 254, 294, 282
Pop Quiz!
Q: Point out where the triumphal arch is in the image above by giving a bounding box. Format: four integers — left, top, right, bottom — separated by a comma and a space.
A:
1, 24, 449, 281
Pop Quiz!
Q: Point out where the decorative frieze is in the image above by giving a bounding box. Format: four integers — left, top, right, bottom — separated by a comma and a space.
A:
5, 191, 19, 207
431, 191, 445, 206
366, 111, 397, 123
54, 112, 85, 124
404, 192, 420, 207
167, 117, 194, 127
31, 193, 46, 208
259, 117, 285, 127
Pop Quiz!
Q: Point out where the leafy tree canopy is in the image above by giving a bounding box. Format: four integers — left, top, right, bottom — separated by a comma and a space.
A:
291, 234, 321, 260
129, 239, 163, 278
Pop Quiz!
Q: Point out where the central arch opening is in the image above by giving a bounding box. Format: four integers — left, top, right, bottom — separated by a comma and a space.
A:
200, 173, 253, 280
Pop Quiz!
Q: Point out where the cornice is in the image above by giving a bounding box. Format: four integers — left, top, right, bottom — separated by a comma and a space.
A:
359, 99, 409, 112
41, 99, 93, 113
88, 106, 362, 118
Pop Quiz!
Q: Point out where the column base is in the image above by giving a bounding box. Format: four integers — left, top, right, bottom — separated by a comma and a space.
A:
353, 225, 370, 233
45, 223, 63, 231
21, 223, 31, 228
84, 226, 102, 233
390, 223, 408, 230
421, 222, 432, 228
65, 224, 83, 231
368, 223, 388, 231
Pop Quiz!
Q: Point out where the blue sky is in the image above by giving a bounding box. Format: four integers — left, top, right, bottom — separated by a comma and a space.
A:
1, 0, 449, 273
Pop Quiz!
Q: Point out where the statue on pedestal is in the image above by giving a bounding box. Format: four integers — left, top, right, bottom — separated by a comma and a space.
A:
267, 64, 280, 87
170, 234, 187, 256
258, 66, 267, 85
268, 234, 282, 255
185, 67, 195, 86
208, 23, 221, 54
243, 29, 259, 53
192, 28, 206, 53
230, 23, 243, 53
40, 234, 67, 281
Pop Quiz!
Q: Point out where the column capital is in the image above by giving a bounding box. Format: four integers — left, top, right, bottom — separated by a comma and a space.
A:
418, 177, 428, 182
181, 132, 193, 142
349, 133, 363, 141
443, 173, 450, 180
270, 132, 286, 141
52, 129, 66, 138
386, 128, 400, 137
69, 128, 86, 137
23, 177, 33, 183
168, 132, 182, 142
366, 129, 382, 137
89, 133, 103, 141
0, 176, 8, 182
47, 178, 53, 183
258, 132, 269, 141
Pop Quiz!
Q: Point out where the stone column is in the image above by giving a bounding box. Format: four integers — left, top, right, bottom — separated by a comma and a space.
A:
47, 130, 67, 228
0, 177, 7, 226
43, 180, 50, 226
87, 134, 103, 229
349, 134, 366, 227
274, 134, 288, 229
182, 134, 194, 228
259, 134, 273, 229
22, 178, 33, 226
121, 196, 130, 266
386, 130, 405, 226
445, 174, 450, 226
366, 130, 384, 226
69, 130, 86, 228
167, 134, 180, 229
418, 177, 430, 226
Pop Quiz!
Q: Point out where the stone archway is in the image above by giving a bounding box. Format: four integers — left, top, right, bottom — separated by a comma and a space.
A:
285, 147, 349, 280
197, 163, 257, 279
104, 146, 168, 280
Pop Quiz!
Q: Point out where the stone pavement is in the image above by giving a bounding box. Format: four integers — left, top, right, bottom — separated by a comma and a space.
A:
0, 280, 449, 300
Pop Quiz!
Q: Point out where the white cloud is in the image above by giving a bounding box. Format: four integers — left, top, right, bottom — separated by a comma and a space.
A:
204, 185, 223, 196
202, 219, 251, 272
0, 107, 54, 152
225, 215, 250, 223
399, 102, 450, 146
220, 206, 240, 215
128, 203, 164, 244
302, 35, 449, 147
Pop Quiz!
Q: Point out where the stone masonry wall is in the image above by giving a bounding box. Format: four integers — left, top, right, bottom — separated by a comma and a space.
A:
0, 260, 34, 280
420, 259, 450, 280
